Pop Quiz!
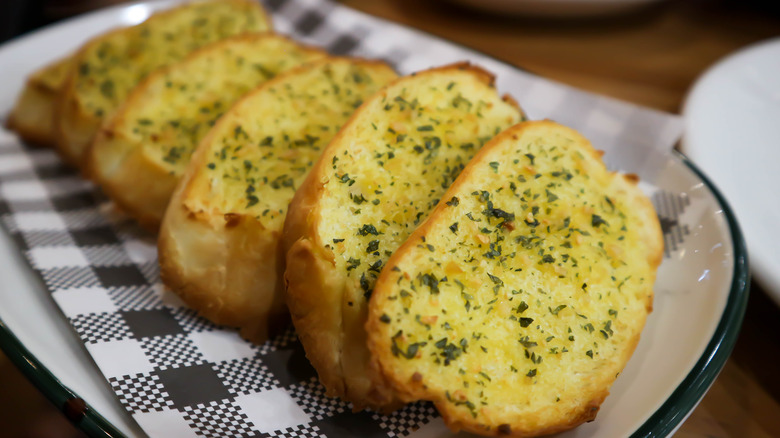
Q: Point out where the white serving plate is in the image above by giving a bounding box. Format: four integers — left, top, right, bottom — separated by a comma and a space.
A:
0, 1, 748, 437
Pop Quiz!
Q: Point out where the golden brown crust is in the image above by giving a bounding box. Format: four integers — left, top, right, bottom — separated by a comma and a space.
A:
282, 151, 404, 411
53, 0, 272, 169
86, 33, 326, 231
6, 85, 58, 146
86, 129, 178, 232
159, 58, 397, 344
619, 172, 665, 280
54, 67, 100, 167
281, 164, 353, 398
366, 120, 662, 436
284, 238, 350, 394
5, 56, 73, 146
282, 62, 524, 411
158, 119, 286, 341
434, 394, 604, 437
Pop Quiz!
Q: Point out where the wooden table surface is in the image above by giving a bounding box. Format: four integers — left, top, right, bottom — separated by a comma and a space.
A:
335, 0, 780, 436
1, 0, 779, 437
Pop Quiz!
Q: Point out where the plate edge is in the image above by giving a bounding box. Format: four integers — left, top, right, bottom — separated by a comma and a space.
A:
629, 151, 750, 437
0, 317, 127, 438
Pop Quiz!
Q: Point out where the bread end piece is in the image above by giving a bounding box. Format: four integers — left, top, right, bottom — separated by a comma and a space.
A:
159, 182, 288, 341
6, 56, 73, 147
53, 0, 272, 169
158, 116, 288, 340
284, 200, 405, 412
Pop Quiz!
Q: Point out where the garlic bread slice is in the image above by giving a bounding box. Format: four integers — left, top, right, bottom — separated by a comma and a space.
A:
366, 120, 663, 436
158, 58, 397, 343
55, 0, 271, 167
88, 33, 325, 230
6, 55, 73, 146
282, 63, 525, 411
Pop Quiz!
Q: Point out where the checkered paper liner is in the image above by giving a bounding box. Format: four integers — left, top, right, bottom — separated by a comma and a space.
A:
0, 0, 688, 437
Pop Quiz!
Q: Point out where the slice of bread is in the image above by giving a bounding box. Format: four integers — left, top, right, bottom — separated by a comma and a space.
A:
282, 62, 525, 411
88, 33, 326, 231
366, 120, 663, 436
6, 55, 73, 146
158, 58, 397, 344
54, 0, 271, 167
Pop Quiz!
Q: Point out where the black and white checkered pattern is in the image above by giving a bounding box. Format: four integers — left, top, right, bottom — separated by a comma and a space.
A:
262, 424, 325, 438
653, 190, 692, 258
0, 0, 686, 437
373, 402, 439, 437
70, 312, 132, 344
109, 285, 163, 311
181, 400, 256, 437
257, 324, 300, 355
215, 356, 280, 395
140, 334, 208, 370
109, 373, 175, 413
172, 307, 223, 333
39, 265, 102, 289
289, 377, 350, 421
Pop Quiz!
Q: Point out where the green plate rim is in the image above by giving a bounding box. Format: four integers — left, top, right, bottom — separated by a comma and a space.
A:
0, 1, 750, 436
630, 150, 751, 437
0, 317, 127, 437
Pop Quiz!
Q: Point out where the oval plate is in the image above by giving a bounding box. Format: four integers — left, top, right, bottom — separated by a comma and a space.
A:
0, 1, 748, 437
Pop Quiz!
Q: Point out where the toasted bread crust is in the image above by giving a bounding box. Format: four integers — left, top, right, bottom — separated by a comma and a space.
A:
87, 33, 326, 231
282, 62, 524, 411
159, 182, 288, 341
366, 120, 662, 436
158, 58, 397, 343
54, 0, 271, 168
88, 128, 179, 231
159, 113, 286, 340
6, 56, 73, 146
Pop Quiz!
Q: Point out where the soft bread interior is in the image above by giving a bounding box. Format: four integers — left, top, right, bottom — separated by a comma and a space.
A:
283, 62, 525, 410
367, 120, 662, 436
158, 58, 397, 342
6, 56, 73, 146
89, 33, 325, 229
55, 0, 272, 166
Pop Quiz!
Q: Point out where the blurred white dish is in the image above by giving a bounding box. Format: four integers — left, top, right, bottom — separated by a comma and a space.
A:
444, 0, 666, 18
683, 37, 780, 306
